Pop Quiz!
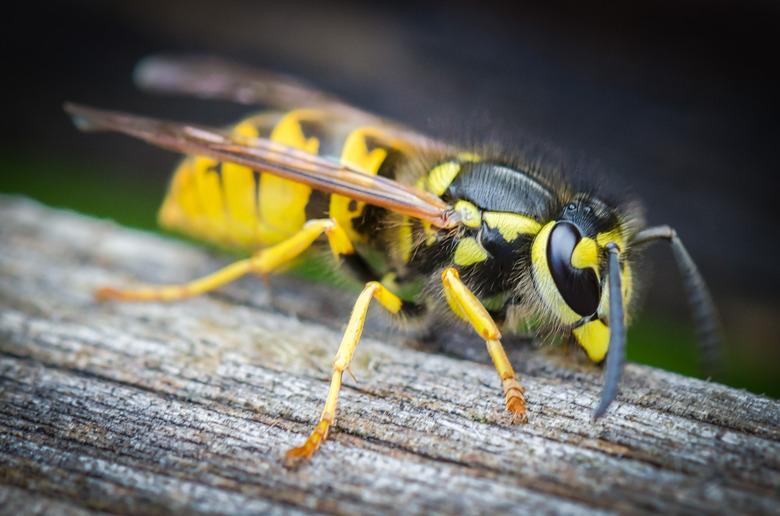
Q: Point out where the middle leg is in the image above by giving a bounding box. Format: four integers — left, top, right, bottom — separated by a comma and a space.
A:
284, 280, 402, 467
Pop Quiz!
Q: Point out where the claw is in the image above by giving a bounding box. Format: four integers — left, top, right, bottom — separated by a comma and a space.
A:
94, 286, 122, 301
283, 419, 331, 469
503, 378, 528, 424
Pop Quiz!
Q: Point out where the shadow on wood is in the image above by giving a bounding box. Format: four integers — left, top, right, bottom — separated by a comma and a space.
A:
0, 196, 778, 514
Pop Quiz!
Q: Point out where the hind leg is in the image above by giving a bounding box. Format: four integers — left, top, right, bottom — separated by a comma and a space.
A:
96, 218, 353, 302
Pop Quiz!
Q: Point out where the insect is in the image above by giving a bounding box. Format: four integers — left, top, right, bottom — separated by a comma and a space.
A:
65, 55, 721, 467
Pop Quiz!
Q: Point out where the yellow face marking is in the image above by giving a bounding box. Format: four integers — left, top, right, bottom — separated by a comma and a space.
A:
571, 237, 599, 273
332, 127, 389, 243
597, 228, 625, 251
454, 237, 489, 266
483, 212, 541, 241
530, 221, 580, 325
572, 319, 610, 363
260, 110, 320, 243
598, 260, 633, 321
454, 200, 482, 228
427, 161, 461, 196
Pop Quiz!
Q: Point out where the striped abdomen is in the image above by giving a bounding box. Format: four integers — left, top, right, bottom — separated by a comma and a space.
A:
158, 109, 416, 251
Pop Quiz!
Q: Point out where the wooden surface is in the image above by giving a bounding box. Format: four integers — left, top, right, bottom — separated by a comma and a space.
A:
1, 195, 779, 515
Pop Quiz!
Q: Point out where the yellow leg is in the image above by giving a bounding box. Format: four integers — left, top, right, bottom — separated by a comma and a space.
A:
284, 281, 402, 468
96, 218, 354, 302
441, 267, 527, 423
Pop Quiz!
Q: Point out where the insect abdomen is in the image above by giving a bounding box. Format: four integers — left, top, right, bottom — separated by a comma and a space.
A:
158, 109, 414, 250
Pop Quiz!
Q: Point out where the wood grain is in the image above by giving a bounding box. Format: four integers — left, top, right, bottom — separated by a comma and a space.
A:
1, 196, 778, 514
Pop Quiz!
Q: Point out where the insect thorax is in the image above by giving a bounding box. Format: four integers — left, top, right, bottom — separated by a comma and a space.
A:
389, 157, 637, 335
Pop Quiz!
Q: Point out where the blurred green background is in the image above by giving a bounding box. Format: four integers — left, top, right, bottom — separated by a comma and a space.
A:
3, 0, 778, 397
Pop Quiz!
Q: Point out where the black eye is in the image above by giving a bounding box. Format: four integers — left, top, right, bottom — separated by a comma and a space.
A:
546, 221, 601, 317
566, 202, 576, 211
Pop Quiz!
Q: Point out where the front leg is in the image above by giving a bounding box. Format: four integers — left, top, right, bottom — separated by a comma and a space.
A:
441, 267, 527, 423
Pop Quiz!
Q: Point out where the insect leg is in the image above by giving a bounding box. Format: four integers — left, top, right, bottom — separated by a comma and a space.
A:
631, 225, 722, 375
96, 218, 353, 302
440, 267, 527, 423
284, 281, 402, 467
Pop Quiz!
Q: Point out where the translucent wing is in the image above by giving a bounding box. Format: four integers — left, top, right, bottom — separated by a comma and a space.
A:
64, 103, 460, 229
134, 54, 449, 151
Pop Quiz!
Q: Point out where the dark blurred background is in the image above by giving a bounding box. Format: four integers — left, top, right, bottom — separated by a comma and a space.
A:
2, 0, 778, 396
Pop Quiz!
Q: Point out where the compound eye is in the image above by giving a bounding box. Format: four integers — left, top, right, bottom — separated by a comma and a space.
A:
546, 221, 601, 317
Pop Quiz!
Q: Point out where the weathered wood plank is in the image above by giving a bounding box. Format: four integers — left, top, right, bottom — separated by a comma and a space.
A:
0, 195, 778, 515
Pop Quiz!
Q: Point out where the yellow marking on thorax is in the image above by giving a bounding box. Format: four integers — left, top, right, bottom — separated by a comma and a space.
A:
483, 212, 541, 241
456, 152, 481, 162
331, 127, 390, 243
259, 110, 322, 244
454, 200, 482, 228
454, 237, 489, 266
427, 161, 461, 196
397, 216, 414, 263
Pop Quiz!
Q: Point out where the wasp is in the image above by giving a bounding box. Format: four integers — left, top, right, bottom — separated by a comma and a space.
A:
65, 55, 721, 467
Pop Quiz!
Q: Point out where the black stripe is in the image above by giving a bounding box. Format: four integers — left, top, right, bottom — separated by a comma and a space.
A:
206, 161, 229, 215
252, 170, 261, 217
305, 189, 330, 220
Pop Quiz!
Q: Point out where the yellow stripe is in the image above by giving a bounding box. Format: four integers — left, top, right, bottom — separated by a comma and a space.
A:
597, 259, 633, 321
193, 156, 227, 242
331, 127, 389, 243
427, 161, 461, 196
456, 152, 481, 162
398, 216, 414, 263
159, 156, 200, 232
259, 110, 320, 244
454, 200, 482, 228
221, 120, 262, 246
158, 112, 284, 249
483, 212, 541, 241
454, 237, 489, 266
